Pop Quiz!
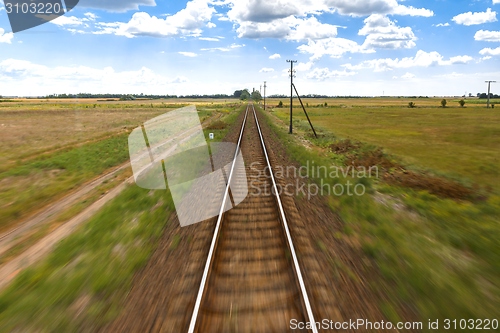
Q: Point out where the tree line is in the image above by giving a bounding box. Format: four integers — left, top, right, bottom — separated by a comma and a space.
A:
477, 93, 500, 99
44, 93, 241, 99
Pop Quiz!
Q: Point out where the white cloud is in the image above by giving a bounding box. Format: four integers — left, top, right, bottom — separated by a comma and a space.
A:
259, 68, 275, 73
79, 0, 156, 12
295, 62, 314, 71
474, 30, 500, 41
0, 28, 13, 44
234, 19, 290, 39
178, 51, 198, 57
324, 0, 433, 17
0, 58, 172, 85
226, 0, 304, 23
67, 29, 87, 35
0, 58, 191, 95
359, 14, 417, 49
201, 43, 245, 52
479, 46, 500, 56
199, 37, 220, 41
206, 22, 216, 28
292, 14, 418, 61
449, 55, 474, 64
298, 37, 373, 61
224, 0, 433, 21
170, 76, 189, 83
343, 50, 473, 72
494, 0, 500, 4
434, 22, 450, 27
235, 16, 339, 40
306, 67, 357, 80
288, 17, 339, 40
401, 72, 415, 79
269, 53, 281, 59
84, 12, 99, 21
392, 5, 434, 17
224, 0, 432, 40
94, 0, 215, 38
51, 16, 84, 26
452, 8, 497, 26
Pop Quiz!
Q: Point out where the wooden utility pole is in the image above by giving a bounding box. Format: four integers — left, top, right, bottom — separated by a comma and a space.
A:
263, 81, 267, 110
485, 81, 496, 108
287, 60, 297, 134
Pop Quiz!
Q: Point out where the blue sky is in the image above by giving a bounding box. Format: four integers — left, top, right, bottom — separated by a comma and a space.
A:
0, 0, 499, 96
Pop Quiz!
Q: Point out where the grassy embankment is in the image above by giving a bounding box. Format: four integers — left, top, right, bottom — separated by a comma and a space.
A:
261, 99, 500, 330
0, 102, 245, 331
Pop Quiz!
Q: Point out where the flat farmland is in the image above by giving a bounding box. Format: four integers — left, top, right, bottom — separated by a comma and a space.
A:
0, 98, 239, 170
0, 100, 245, 332
0, 98, 239, 231
264, 98, 500, 323
268, 98, 500, 191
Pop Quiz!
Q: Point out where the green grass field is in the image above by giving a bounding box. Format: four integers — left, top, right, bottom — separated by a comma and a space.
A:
0, 102, 245, 332
0, 100, 242, 231
269, 98, 500, 191
0, 184, 175, 332
261, 99, 500, 330
1, 98, 498, 331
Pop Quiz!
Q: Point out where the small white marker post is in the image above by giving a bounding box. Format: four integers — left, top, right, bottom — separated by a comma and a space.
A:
209, 133, 214, 140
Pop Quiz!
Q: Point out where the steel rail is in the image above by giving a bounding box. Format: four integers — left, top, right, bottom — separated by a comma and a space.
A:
251, 104, 319, 333
187, 104, 250, 333
187, 103, 318, 333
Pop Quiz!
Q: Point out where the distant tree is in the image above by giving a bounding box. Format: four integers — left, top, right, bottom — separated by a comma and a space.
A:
120, 95, 136, 101
477, 93, 499, 99
324, 102, 328, 107
441, 99, 447, 108
459, 99, 465, 107
233, 90, 242, 98
240, 89, 250, 100
278, 101, 283, 108
251, 90, 262, 102
408, 102, 416, 108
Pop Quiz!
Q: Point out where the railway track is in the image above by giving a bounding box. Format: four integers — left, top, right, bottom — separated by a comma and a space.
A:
187, 104, 318, 333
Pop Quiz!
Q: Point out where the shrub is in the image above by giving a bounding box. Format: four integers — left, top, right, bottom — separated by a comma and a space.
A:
459, 99, 465, 107
206, 120, 226, 130
441, 99, 447, 108
278, 101, 283, 108
408, 102, 416, 108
